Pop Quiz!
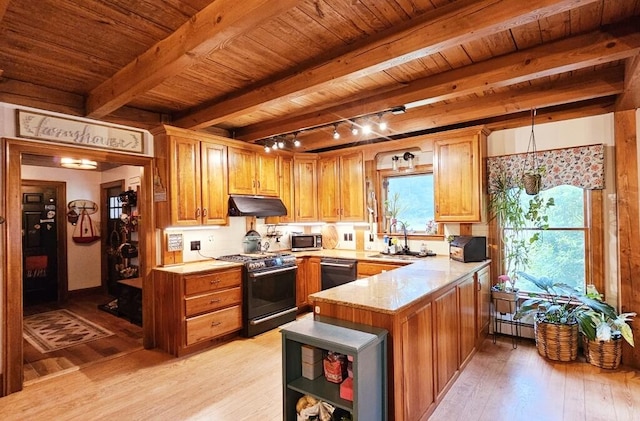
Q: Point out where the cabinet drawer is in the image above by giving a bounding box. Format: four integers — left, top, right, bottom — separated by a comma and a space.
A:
357, 262, 403, 277
185, 287, 241, 317
184, 268, 241, 295
185, 305, 242, 346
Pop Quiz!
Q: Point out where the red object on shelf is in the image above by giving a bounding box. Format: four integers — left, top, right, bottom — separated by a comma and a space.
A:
340, 377, 354, 401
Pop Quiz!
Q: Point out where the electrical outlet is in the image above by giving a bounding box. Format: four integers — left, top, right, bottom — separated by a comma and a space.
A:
190, 240, 201, 251
348, 233, 353, 241
343, 233, 348, 241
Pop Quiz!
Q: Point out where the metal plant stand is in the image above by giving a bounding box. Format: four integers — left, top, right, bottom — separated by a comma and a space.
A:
491, 291, 520, 349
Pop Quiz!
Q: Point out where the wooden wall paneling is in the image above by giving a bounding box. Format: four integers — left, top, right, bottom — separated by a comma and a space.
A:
614, 109, 640, 368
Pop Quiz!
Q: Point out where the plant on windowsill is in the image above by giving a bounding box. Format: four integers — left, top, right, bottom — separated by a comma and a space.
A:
578, 285, 636, 369
384, 192, 406, 233
514, 272, 617, 362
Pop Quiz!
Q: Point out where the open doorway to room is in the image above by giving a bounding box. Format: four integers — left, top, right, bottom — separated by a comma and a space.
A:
2, 139, 155, 395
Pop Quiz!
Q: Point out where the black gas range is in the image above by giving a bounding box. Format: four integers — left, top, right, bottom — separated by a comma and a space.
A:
217, 253, 297, 337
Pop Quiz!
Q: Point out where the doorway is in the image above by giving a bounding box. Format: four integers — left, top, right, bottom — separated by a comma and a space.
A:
2, 138, 155, 395
21, 181, 67, 306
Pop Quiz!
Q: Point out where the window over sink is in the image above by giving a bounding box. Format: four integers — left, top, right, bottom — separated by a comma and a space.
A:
378, 164, 442, 237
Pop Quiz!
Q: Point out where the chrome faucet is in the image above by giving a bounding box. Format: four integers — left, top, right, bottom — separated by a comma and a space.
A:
391, 220, 410, 254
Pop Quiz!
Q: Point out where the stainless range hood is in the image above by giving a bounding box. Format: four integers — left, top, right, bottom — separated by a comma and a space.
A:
228, 195, 288, 217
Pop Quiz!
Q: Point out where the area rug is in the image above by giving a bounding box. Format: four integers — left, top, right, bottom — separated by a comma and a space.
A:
23, 309, 114, 353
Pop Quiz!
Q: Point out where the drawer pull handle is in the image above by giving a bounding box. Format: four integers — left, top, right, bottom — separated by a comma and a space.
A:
211, 321, 221, 327
210, 299, 221, 304
210, 279, 220, 285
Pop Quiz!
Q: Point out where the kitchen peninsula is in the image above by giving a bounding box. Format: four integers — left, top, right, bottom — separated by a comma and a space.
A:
309, 256, 491, 421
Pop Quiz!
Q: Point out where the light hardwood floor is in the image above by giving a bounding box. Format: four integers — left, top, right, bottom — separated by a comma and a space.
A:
2, 323, 640, 420
23, 292, 144, 382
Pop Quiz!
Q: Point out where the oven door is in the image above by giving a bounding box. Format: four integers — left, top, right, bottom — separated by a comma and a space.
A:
244, 265, 297, 337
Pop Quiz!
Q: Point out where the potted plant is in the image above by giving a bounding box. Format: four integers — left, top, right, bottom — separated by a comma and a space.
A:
384, 192, 406, 233
578, 285, 636, 369
491, 274, 519, 314
514, 272, 616, 362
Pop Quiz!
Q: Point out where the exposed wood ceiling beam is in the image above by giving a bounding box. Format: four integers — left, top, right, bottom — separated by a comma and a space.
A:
615, 54, 640, 110
237, 22, 640, 142
85, 0, 303, 118
0, 0, 9, 22
298, 66, 623, 151
0, 0, 8, 76
174, 0, 600, 130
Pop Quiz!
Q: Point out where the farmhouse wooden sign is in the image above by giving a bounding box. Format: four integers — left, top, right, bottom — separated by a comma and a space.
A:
16, 110, 144, 153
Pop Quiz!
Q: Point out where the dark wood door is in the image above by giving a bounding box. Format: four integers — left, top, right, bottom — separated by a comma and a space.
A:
22, 184, 60, 306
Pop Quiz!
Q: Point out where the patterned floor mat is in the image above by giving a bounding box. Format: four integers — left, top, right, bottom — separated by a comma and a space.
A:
23, 309, 114, 353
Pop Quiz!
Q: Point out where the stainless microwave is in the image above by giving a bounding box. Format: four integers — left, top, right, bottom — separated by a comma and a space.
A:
291, 233, 322, 251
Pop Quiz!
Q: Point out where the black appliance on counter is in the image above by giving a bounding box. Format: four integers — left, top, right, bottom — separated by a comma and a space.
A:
217, 253, 297, 337
449, 235, 487, 262
320, 258, 357, 290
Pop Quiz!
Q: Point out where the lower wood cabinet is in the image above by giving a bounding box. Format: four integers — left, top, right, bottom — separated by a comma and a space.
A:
313, 263, 491, 421
357, 261, 406, 278
152, 266, 243, 356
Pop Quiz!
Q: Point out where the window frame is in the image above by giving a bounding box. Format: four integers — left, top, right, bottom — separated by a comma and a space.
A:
491, 188, 604, 296
376, 163, 444, 239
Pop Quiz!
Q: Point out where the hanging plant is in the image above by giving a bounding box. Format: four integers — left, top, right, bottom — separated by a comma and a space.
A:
523, 108, 544, 195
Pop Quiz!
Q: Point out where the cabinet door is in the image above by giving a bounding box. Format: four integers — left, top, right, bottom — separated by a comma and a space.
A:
201, 141, 228, 225
294, 157, 318, 222
295, 257, 308, 308
318, 156, 340, 222
476, 265, 491, 340
307, 257, 321, 296
170, 136, 202, 226
228, 146, 256, 195
434, 287, 458, 396
401, 302, 434, 421
434, 133, 484, 222
458, 275, 476, 367
256, 153, 279, 196
278, 156, 295, 223
340, 151, 365, 221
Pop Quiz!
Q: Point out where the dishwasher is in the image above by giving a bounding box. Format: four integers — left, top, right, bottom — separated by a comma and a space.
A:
320, 258, 357, 290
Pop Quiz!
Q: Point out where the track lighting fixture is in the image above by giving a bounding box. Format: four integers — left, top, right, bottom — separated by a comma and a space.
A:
257, 104, 407, 145
362, 119, 372, 135
378, 113, 387, 131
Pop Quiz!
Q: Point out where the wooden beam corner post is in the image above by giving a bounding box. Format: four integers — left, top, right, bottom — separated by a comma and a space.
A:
614, 109, 640, 368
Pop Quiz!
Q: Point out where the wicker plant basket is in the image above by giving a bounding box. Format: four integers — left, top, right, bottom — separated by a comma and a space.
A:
523, 173, 541, 195
583, 336, 622, 369
534, 318, 579, 361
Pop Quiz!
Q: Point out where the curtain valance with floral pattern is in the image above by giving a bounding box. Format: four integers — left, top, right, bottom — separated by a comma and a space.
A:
487, 144, 605, 194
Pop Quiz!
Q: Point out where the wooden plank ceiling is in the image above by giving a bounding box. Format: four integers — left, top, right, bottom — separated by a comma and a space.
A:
0, 0, 639, 152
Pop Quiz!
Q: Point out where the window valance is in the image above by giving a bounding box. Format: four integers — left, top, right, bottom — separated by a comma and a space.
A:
487, 144, 605, 194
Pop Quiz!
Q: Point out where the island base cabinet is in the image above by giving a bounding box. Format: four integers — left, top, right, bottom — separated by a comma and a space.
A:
281, 317, 388, 421
401, 302, 435, 421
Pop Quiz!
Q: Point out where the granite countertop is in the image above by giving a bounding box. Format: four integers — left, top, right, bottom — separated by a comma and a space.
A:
308, 255, 490, 315
153, 259, 243, 274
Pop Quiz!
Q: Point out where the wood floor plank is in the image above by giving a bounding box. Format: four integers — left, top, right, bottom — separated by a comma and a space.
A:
4, 327, 640, 420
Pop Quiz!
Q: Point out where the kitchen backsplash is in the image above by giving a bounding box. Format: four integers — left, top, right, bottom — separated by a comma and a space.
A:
176, 217, 489, 263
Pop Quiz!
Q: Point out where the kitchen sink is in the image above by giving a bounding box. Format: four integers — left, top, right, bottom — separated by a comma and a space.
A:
366, 252, 435, 260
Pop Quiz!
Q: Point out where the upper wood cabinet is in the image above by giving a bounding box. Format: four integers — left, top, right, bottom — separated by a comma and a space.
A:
293, 156, 318, 222
152, 126, 228, 228
433, 129, 487, 222
318, 151, 365, 222
278, 155, 295, 223
228, 147, 279, 196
